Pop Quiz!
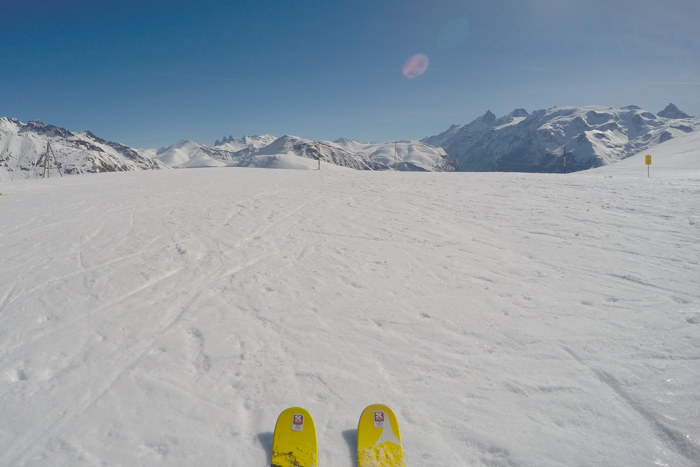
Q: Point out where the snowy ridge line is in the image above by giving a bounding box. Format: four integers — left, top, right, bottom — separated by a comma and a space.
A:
148, 135, 454, 171
4, 102, 700, 178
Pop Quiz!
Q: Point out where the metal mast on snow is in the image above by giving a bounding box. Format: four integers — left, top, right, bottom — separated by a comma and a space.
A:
38, 141, 63, 178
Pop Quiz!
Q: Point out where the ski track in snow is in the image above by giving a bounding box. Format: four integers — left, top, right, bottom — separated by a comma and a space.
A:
1, 168, 699, 466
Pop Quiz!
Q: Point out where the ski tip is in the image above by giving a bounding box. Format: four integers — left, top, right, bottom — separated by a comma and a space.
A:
272, 407, 318, 467
357, 404, 405, 467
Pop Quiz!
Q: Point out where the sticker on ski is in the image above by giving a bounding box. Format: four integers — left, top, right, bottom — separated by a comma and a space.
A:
292, 413, 304, 431
374, 411, 385, 428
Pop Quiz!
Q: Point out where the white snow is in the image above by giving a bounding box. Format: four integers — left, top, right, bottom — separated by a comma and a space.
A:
0, 118, 166, 181
329, 140, 450, 171
425, 105, 700, 172
1, 166, 699, 466
153, 140, 209, 167
493, 116, 527, 130
589, 129, 700, 179
248, 153, 352, 171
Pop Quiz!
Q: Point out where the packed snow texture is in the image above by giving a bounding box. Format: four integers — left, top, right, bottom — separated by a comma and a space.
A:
1, 165, 699, 466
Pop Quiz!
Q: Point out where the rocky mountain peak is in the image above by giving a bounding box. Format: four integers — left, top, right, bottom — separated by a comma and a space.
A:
657, 103, 691, 119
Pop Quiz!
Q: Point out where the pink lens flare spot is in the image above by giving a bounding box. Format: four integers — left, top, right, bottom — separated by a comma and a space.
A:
402, 54, 428, 79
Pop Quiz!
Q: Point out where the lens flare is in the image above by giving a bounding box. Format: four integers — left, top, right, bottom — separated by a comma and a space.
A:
402, 54, 428, 79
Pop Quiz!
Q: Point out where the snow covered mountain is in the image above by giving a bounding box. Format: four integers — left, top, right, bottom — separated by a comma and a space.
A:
250, 135, 388, 170
154, 135, 455, 172
0, 118, 453, 176
657, 103, 691, 119
153, 140, 237, 168
5, 102, 697, 179
213, 134, 276, 151
423, 104, 700, 173
590, 123, 700, 179
0, 118, 166, 181
331, 138, 456, 172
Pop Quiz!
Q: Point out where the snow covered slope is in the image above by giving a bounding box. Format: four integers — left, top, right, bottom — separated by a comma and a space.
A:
424, 104, 700, 173
1, 168, 698, 466
0, 118, 166, 181
251, 135, 401, 171
590, 128, 700, 179
153, 140, 234, 168
331, 139, 455, 172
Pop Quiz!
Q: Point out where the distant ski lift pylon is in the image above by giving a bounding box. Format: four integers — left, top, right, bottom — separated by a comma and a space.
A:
37, 141, 63, 178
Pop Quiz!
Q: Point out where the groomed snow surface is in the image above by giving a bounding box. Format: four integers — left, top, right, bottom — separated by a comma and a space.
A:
1, 166, 699, 466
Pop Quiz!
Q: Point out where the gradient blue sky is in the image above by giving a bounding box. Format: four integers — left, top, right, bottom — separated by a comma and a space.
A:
2, 0, 699, 148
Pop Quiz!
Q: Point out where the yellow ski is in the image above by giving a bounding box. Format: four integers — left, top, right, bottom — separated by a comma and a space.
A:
271, 407, 318, 467
357, 404, 405, 467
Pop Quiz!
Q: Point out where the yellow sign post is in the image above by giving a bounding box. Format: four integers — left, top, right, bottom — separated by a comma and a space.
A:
645, 155, 651, 177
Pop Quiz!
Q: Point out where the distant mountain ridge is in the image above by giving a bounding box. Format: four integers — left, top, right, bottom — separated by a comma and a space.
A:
2, 102, 699, 180
153, 135, 455, 172
0, 117, 454, 180
423, 103, 699, 172
213, 134, 277, 151
0, 117, 166, 180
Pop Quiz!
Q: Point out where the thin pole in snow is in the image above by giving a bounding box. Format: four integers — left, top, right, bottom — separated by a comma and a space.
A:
394, 142, 398, 171
494, 144, 498, 172
316, 143, 321, 170
646, 155, 651, 177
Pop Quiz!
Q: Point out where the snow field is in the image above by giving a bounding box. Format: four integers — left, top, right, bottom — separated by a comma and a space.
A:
589, 129, 700, 179
0, 168, 699, 466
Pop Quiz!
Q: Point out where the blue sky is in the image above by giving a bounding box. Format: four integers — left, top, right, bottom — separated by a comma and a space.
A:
2, 0, 699, 148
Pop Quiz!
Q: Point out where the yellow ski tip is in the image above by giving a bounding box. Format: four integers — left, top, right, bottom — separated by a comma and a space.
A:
272, 407, 318, 467
357, 404, 405, 467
